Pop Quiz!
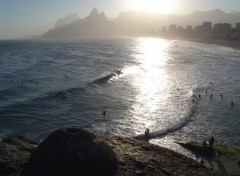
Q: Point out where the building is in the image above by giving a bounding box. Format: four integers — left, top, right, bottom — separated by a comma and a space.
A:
236, 23, 240, 30
213, 23, 232, 37
203, 22, 212, 33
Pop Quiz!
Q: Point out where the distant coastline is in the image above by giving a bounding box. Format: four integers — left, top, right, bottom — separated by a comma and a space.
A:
187, 38, 240, 50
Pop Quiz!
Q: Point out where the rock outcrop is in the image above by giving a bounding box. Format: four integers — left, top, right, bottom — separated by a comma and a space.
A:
0, 136, 37, 176
20, 128, 118, 176
0, 128, 221, 176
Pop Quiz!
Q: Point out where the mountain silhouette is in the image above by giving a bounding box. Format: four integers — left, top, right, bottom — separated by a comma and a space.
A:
41, 8, 240, 39
54, 13, 80, 28
42, 8, 119, 39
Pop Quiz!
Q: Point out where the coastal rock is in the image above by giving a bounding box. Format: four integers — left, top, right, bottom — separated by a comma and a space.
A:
104, 136, 220, 176
20, 128, 118, 176
0, 136, 37, 176
0, 128, 221, 176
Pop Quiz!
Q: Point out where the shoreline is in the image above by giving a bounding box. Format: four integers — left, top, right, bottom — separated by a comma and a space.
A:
177, 141, 240, 175
185, 38, 240, 50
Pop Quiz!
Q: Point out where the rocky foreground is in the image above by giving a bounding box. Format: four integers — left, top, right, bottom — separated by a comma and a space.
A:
0, 128, 221, 176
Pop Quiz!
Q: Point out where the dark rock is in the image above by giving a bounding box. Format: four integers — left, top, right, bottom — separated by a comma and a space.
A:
20, 128, 118, 176
0, 136, 36, 176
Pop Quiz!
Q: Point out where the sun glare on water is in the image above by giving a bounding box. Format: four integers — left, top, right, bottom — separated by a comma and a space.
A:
129, 0, 178, 14
124, 38, 172, 133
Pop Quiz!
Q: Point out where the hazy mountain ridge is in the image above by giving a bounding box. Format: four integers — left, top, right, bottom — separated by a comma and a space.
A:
184, 9, 240, 26
42, 8, 119, 39
54, 13, 80, 28
42, 8, 240, 39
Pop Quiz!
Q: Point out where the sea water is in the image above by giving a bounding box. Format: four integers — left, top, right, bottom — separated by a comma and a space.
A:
0, 38, 239, 150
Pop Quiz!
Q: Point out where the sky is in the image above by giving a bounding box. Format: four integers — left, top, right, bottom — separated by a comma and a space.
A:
0, 0, 240, 39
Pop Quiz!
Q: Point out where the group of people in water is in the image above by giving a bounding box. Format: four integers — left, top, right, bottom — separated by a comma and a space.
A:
198, 84, 235, 108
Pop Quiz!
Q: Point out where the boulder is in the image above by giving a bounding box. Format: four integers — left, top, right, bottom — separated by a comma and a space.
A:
20, 128, 118, 176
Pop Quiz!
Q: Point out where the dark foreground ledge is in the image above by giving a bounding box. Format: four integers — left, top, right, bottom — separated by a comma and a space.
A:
0, 128, 220, 176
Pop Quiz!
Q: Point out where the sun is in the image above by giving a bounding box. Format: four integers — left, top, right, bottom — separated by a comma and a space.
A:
129, 0, 178, 14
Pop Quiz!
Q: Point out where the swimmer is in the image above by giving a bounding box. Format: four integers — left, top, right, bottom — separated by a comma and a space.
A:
103, 111, 106, 116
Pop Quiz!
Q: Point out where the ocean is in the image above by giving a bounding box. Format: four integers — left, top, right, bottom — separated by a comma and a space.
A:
0, 38, 239, 153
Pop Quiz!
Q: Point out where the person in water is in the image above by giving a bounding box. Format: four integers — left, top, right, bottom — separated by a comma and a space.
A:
220, 94, 223, 100
210, 94, 213, 99
103, 111, 106, 116
231, 101, 234, 108
145, 128, 150, 138
198, 94, 201, 99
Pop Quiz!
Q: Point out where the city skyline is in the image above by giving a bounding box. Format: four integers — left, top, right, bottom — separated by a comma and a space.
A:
0, 0, 240, 39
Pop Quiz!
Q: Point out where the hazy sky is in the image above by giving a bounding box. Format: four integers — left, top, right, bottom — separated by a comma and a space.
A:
0, 0, 240, 39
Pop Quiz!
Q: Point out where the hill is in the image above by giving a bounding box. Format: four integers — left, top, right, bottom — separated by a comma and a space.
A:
41, 8, 240, 39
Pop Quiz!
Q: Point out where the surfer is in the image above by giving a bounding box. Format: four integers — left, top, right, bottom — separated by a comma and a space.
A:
145, 128, 150, 138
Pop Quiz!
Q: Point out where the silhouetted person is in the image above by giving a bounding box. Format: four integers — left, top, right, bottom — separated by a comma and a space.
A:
195, 154, 199, 160
200, 159, 205, 165
210, 81, 212, 84
220, 94, 223, 100
231, 101, 234, 108
103, 111, 106, 116
203, 140, 207, 147
209, 136, 214, 148
199, 94, 201, 99
145, 128, 150, 138
210, 94, 213, 99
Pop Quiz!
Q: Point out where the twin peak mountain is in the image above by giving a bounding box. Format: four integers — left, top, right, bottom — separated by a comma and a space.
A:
42, 8, 240, 39
42, 8, 118, 39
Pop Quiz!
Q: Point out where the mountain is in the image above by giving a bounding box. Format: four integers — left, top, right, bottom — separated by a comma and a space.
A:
54, 13, 80, 28
42, 8, 119, 39
115, 9, 240, 31
184, 9, 240, 26
41, 8, 240, 39
115, 11, 183, 34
